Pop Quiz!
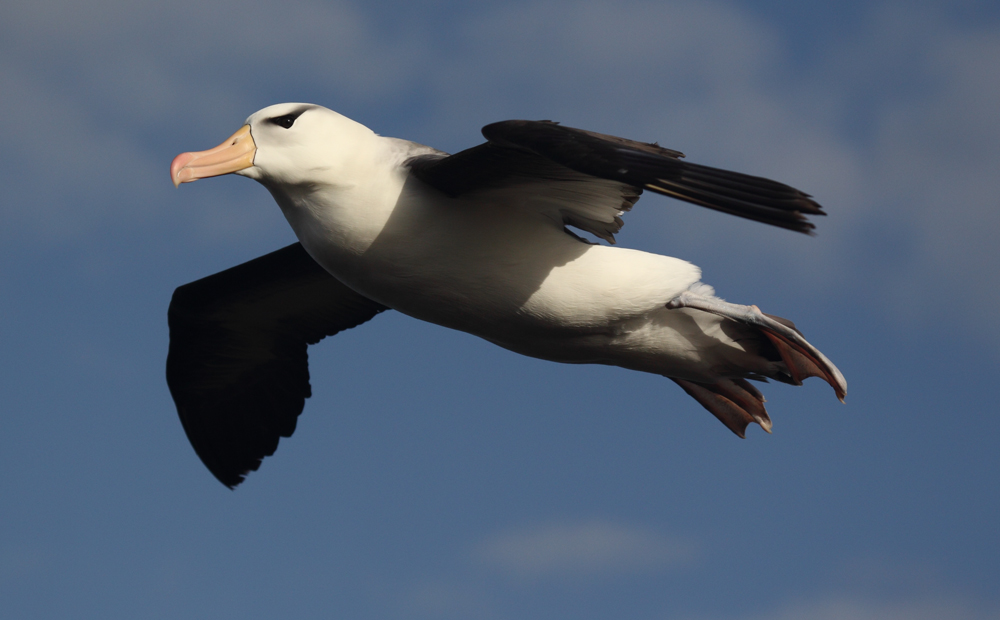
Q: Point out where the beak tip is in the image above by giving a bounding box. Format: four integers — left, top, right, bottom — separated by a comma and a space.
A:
170, 152, 195, 188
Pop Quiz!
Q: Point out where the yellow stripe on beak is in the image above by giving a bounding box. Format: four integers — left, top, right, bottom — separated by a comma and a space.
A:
171, 125, 256, 187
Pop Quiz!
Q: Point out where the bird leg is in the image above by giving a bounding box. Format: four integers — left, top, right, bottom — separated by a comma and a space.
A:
666, 291, 847, 403
671, 377, 773, 437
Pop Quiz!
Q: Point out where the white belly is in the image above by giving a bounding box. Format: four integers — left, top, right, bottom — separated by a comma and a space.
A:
322, 194, 696, 327
280, 179, 761, 382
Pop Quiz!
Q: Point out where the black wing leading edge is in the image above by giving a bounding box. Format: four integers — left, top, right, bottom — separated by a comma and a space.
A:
410, 120, 825, 234
166, 243, 388, 488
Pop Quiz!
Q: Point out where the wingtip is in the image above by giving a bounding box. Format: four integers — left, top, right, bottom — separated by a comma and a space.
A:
210, 465, 248, 490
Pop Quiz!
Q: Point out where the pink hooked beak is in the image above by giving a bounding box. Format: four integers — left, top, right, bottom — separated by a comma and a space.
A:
170, 125, 256, 187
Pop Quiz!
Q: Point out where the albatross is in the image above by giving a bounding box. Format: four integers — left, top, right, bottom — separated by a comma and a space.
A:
169, 103, 846, 488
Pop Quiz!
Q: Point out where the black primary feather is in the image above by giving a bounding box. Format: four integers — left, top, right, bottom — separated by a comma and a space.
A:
409, 120, 825, 234
166, 243, 387, 488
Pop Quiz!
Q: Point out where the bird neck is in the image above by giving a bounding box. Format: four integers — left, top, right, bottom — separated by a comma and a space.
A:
265, 146, 408, 272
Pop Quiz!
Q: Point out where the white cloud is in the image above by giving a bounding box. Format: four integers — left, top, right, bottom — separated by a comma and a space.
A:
403, 578, 501, 620
423, 0, 1000, 343
693, 596, 1000, 620
409, 528, 999, 620
0, 60, 163, 240
3, 0, 999, 342
862, 11, 1000, 339
476, 519, 697, 579
0, 0, 424, 242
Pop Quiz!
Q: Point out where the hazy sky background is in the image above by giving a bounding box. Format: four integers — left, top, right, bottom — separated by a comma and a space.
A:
2, 1, 999, 618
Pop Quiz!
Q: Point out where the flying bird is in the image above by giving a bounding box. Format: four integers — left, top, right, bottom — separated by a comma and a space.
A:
169, 103, 846, 488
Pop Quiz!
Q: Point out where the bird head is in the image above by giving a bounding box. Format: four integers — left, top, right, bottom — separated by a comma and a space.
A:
170, 103, 377, 189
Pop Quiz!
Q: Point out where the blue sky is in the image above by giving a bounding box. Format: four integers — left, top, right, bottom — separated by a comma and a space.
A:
2, 0, 999, 618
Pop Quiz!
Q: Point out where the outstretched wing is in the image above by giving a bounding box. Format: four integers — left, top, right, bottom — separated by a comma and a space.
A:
407, 120, 825, 237
166, 243, 388, 488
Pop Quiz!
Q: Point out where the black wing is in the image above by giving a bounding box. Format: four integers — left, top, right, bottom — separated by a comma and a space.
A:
408, 120, 825, 234
166, 243, 388, 488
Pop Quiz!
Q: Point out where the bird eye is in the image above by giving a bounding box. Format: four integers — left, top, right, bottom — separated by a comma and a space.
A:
263, 106, 311, 130
268, 114, 298, 129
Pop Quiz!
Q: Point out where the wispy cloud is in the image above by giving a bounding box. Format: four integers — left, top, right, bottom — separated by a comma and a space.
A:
3, 0, 999, 342
475, 519, 697, 579
0, 0, 423, 240
702, 596, 1000, 620
858, 8, 1000, 339
403, 578, 502, 620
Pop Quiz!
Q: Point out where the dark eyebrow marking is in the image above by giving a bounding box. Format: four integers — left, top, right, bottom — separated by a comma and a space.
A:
264, 105, 314, 129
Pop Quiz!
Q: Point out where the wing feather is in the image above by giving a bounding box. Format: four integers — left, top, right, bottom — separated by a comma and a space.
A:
408, 120, 825, 236
166, 243, 388, 488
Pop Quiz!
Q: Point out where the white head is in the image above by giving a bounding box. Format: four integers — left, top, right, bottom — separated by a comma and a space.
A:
170, 103, 377, 189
